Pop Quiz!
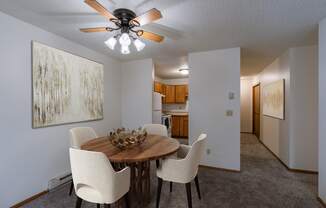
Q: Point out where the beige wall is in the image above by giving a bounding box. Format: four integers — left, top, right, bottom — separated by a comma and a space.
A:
259, 50, 291, 166
319, 17, 326, 203
289, 46, 318, 171
240, 78, 253, 133
240, 77, 259, 133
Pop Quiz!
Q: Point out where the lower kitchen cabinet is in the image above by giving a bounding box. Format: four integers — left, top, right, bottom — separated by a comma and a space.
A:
171, 115, 188, 138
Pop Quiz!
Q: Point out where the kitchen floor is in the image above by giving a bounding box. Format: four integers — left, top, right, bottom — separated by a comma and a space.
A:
21, 134, 322, 208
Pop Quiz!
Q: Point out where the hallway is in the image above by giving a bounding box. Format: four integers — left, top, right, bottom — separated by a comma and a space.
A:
22, 134, 322, 208
239, 133, 321, 207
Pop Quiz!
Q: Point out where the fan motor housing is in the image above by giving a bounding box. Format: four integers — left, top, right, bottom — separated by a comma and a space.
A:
114, 8, 136, 24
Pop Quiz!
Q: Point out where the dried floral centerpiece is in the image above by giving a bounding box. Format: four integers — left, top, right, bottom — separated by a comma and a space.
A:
108, 127, 147, 150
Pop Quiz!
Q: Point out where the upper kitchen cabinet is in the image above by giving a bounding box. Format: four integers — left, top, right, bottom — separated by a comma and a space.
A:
154, 81, 188, 104
175, 85, 188, 103
154, 81, 163, 93
164, 85, 176, 103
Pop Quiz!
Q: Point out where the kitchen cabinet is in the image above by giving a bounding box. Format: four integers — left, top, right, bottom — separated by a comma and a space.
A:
172, 116, 180, 137
171, 115, 189, 138
164, 85, 176, 103
175, 85, 188, 103
153, 82, 188, 104
154, 82, 163, 93
162, 84, 166, 103
182, 116, 188, 137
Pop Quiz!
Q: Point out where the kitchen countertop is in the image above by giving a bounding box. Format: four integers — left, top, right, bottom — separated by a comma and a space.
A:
163, 111, 189, 116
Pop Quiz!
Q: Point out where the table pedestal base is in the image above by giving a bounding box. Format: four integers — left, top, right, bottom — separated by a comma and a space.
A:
113, 161, 151, 208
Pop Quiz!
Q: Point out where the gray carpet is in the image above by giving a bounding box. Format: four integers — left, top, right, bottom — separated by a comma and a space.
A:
22, 134, 323, 208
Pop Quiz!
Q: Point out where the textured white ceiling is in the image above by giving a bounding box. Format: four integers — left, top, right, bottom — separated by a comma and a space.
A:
0, 0, 325, 77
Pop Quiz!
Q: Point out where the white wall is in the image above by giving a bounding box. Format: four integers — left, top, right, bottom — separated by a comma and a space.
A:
0, 12, 122, 208
189, 48, 241, 171
121, 59, 153, 129
318, 18, 326, 203
289, 46, 318, 171
259, 51, 291, 166
258, 46, 318, 171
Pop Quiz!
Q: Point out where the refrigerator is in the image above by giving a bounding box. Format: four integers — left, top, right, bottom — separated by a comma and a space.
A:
152, 92, 163, 124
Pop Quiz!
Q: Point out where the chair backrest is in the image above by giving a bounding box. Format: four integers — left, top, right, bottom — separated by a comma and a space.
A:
70, 127, 98, 149
184, 134, 207, 179
142, 124, 168, 137
69, 148, 116, 203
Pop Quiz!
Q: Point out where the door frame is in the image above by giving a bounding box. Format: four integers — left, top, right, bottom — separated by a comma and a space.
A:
252, 83, 260, 138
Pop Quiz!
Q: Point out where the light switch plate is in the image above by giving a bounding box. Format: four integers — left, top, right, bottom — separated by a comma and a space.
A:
228, 92, 235, 100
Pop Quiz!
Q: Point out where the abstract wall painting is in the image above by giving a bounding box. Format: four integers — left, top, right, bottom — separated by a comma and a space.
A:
262, 79, 285, 120
32, 41, 104, 128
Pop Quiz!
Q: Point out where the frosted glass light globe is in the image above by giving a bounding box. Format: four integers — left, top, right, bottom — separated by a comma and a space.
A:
104, 37, 117, 50
119, 33, 131, 46
133, 39, 146, 51
121, 45, 130, 54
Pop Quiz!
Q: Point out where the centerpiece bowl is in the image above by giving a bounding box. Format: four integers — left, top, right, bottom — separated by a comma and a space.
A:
108, 127, 147, 150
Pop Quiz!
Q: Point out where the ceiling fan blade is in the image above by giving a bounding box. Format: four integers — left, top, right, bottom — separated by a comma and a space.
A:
140, 31, 164, 42
80, 27, 108, 32
143, 23, 184, 40
133, 8, 162, 26
84, 0, 116, 21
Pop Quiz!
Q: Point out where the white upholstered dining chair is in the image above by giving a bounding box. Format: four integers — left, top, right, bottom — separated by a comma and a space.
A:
70, 148, 130, 208
156, 133, 207, 208
69, 127, 98, 149
69, 127, 98, 196
142, 124, 168, 137
142, 124, 168, 168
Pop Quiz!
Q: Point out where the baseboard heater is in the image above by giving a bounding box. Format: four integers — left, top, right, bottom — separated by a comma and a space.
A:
48, 172, 72, 191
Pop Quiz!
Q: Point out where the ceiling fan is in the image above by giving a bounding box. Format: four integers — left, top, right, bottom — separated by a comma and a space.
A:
80, 0, 164, 54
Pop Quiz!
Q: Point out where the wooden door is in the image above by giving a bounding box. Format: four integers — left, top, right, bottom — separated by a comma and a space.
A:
165, 85, 176, 103
172, 116, 180, 137
253, 84, 260, 139
175, 85, 187, 103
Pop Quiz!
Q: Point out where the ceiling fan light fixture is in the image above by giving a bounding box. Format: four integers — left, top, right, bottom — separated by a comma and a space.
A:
105, 36, 117, 50
133, 39, 146, 51
81, 2, 164, 55
121, 45, 130, 55
119, 33, 131, 46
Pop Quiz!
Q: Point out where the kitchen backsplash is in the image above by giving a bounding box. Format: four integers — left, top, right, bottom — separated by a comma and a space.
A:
163, 101, 189, 111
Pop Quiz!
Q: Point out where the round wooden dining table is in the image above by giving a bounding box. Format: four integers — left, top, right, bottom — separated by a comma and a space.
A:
81, 135, 180, 208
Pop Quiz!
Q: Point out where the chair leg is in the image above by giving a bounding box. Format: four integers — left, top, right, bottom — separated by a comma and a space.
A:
69, 182, 74, 196
104, 204, 110, 208
185, 183, 192, 208
170, 182, 173, 193
75, 197, 83, 208
156, 178, 163, 208
97, 204, 101, 208
124, 192, 130, 208
194, 175, 201, 200
156, 160, 160, 168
